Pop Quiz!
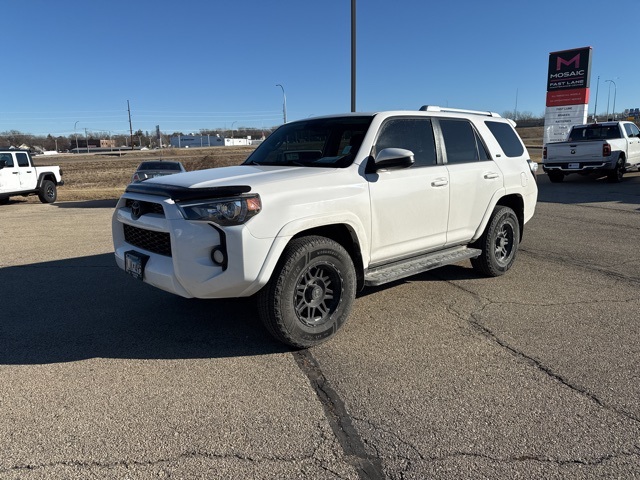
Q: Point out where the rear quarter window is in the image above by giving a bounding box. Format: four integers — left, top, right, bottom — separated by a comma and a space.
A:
485, 121, 525, 157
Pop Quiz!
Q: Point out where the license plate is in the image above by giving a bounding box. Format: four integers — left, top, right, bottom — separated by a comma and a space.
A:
125, 250, 149, 280
568, 163, 580, 169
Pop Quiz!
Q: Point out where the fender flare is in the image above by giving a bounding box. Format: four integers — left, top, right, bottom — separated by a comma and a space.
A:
238, 212, 370, 296
471, 188, 507, 243
37, 172, 58, 188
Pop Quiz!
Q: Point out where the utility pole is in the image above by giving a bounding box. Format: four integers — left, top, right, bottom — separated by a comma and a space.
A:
351, 0, 356, 112
128, 100, 134, 149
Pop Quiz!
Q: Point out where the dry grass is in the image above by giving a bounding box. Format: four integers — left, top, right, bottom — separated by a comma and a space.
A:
517, 126, 544, 144
32, 146, 256, 202
26, 127, 543, 204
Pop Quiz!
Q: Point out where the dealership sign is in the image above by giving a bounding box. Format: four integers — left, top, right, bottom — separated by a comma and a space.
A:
544, 47, 592, 144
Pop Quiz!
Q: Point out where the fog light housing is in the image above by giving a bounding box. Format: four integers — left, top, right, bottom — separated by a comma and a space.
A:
211, 247, 226, 268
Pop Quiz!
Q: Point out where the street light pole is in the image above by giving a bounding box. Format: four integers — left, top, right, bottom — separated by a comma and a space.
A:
74, 121, 79, 153
593, 76, 600, 121
231, 121, 237, 139
276, 84, 287, 124
605, 79, 617, 120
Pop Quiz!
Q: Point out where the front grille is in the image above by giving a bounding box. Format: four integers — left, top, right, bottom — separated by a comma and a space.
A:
125, 199, 165, 216
123, 224, 172, 256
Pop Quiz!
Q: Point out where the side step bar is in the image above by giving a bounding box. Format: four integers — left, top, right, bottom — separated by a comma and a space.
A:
364, 246, 482, 287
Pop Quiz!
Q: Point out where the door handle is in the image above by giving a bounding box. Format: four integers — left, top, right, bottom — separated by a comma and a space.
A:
431, 178, 449, 187
483, 172, 500, 180
12, 172, 19, 174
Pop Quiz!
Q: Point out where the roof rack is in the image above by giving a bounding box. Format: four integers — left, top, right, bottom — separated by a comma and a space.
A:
419, 105, 501, 118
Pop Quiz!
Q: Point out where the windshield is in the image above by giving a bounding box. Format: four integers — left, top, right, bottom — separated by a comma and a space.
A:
244, 116, 373, 168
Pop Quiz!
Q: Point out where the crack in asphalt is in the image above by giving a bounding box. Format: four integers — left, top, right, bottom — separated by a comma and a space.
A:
443, 279, 640, 426
293, 348, 386, 480
1, 419, 352, 475
421, 449, 640, 467
519, 248, 640, 284
0, 444, 344, 475
354, 414, 640, 477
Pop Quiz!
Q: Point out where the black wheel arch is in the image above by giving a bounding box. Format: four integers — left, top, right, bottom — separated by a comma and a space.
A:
495, 194, 525, 241
37, 173, 58, 188
291, 224, 365, 291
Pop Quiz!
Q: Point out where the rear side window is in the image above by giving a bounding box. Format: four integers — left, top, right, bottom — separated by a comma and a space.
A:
16, 152, 30, 167
440, 119, 489, 164
485, 121, 525, 157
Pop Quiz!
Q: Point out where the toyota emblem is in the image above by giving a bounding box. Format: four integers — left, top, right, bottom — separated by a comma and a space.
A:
131, 201, 142, 220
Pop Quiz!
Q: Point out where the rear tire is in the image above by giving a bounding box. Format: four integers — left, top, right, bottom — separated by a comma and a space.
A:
607, 157, 624, 183
471, 206, 520, 277
38, 180, 57, 203
548, 172, 564, 183
257, 236, 356, 348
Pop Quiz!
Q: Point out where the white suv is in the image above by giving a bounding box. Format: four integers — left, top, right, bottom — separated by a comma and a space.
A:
112, 106, 538, 347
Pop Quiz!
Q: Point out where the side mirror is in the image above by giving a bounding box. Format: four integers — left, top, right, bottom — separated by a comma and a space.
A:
373, 148, 415, 171
0, 160, 6, 169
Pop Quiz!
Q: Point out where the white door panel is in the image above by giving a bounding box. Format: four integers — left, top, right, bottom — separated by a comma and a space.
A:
446, 162, 502, 245
628, 139, 640, 166
15, 152, 37, 190
368, 165, 449, 264
0, 153, 21, 193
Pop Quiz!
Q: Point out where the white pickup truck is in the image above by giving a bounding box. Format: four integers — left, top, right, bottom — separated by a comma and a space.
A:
0, 149, 64, 204
113, 106, 538, 348
542, 121, 640, 182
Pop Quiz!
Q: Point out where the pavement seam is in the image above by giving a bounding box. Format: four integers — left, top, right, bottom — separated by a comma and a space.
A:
293, 348, 385, 480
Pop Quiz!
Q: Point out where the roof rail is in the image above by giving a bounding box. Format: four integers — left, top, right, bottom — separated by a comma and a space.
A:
419, 105, 501, 118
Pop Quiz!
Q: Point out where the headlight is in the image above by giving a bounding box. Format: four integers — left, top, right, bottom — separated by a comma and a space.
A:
178, 194, 261, 226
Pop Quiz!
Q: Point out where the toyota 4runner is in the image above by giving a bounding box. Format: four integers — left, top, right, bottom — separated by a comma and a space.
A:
112, 106, 538, 347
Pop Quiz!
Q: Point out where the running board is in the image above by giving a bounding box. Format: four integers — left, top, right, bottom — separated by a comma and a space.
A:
364, 246, 482, 287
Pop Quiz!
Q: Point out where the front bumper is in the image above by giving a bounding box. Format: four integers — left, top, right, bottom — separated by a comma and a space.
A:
112, 193, 276, 299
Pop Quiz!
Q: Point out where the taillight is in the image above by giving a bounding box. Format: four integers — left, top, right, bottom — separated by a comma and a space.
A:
603, 142, 611, 157
543, 146, 547, 160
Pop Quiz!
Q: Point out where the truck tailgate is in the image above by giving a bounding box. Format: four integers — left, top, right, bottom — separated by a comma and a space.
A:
546, 141, 604, 162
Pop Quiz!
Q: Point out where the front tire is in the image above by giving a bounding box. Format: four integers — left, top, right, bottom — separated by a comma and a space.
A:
471, 206, 520, 277
38, 180, 57, 203
257, 236, 356, 348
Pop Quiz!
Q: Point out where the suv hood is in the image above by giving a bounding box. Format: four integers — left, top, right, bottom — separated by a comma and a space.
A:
146, 164, 344, 190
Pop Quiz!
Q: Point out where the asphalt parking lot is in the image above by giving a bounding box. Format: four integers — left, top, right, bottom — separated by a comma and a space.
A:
1, 172, 639, 479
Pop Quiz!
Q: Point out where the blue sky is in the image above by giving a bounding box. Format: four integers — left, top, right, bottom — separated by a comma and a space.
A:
2, 0, 637, 137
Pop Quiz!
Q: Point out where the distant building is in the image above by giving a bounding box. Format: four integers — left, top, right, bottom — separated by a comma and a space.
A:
169, 135, 257, 148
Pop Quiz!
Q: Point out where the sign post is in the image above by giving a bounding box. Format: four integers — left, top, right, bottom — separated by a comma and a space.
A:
544, 47, 592, 145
